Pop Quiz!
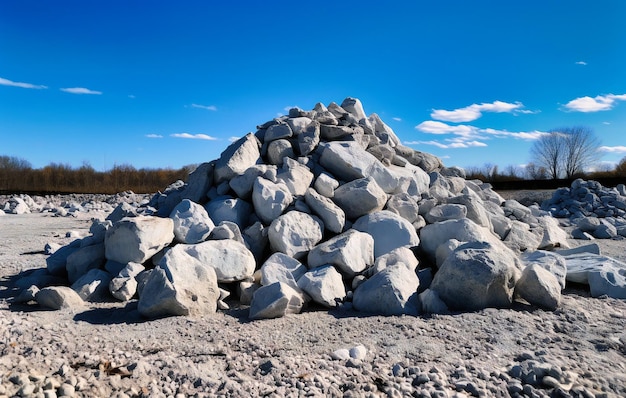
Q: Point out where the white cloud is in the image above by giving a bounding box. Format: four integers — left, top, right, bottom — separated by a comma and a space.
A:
0, 77, 47, 89
603, 121, 611, 125
191, 103, 217, 111
404, 139, 487, 149
229, 136, 240, 142
599, 146, 626, 153
430, 100, 524, 122
392, 117, 402, 122
128, 94, 136, 99
171, 133, 218, 140
481, 128, 547, 140
415, 120, 474, 135
563, 94, 626, 112
60, 87, 102, 95
145, 134, 163, 138
575, 61, 587, 65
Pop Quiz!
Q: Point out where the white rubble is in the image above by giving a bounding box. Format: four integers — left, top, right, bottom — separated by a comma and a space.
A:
352, 264, 419, 315
249, 282, 304, 320
169, 199, 214, 244
297, 265, 346, 307
307, 229, 374, 278
104, 216, 174, 264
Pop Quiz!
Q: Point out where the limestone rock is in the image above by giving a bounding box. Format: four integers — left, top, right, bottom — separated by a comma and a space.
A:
205, 196, 253, 230
307, 230, 374, 278
515, 264, 561, 310
563, 253, 626, 298
105, 216, 174, 264
71, 269, 112, 302
352, 264, 419, 315
268, 211, 324, 260
35, 286, 85, 310
521, 250, 567, 289
66, 243, 106, 284
214, 133, 261, 184
430, 241, 521, 311
169, 199, 214, 244
371, 246, 419, 275
252, 177, 293, 225
249, 282, 304, 320
333, 177, 387, 220
138, 245, 220, 318
304, 188, 345, 234
177, 239, 256, 283
297, 265, 346, 307
260, 252, 307, 290
109, 262, 145, 301
353, 210, 419, 258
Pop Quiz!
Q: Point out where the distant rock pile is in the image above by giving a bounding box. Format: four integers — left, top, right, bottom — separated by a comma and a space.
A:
11, 98, 626, 317
0, 192, 150, 216
541, 179, 626, 240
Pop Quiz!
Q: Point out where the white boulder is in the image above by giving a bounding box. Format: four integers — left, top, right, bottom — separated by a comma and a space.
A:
109, 262, 145, 301
169, 199, 214, 244
268, 211, 324, 260
260, 252, 307, 290
71, 269, 112, 302
105, 216, 174, 264
35, 286, 85, 310
353, 210, 419, 258
214, 133, 261, 184
352, 264, 419, 315
304, 188, 346, 234
307, 230, 374, 278
297, 265, 346, 307
333, 177, 387, 220
515, 264, 561, 310
178, 239, 256, 282
252, 177, 293, 225
249, 282, 304, 320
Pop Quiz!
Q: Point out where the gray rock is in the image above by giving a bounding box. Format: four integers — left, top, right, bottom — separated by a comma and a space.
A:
563, 253, 626, 298
385, 193, 420, 223
180, 162, 214, 204
371, 246, 419, 275
515, 264, 561, 310
308, 229, 374, 277
66, 243, 106, 284
169, 199, 214, 244
521, 250, 567, 289
260, 252, 307, 290
268, 211, 324, 260
304, 188, 346, 234
314, 172, 339, 198
249, 282, 304, 320
214, 133, 261, 184
286, 116, 313, 135
178, 239, 256, 282
264, 123, 293, 142
333, 177, 387, 220
229, 165, 278, 200
35, 286, 85, 310
341, 97, 367, 120
71, 268, 112, 302
276, 157, 314, 197
46, 243, 80, 277
418, 288, 449, 314
109, 262, 145, 301
106, 202, 138, 223
430, 241, 521, 311
425, 204, 467, 224
205, 196, 253, 230
296, 120, 321, 156
267, 139, 295, 165
252, 177, 293, 225
353, 264, 419, 315
297, 265, 346, 307
105, 216, 174, 264
353, 210, 419, 258
138, 245, 220, 318
209, 221, 245, 244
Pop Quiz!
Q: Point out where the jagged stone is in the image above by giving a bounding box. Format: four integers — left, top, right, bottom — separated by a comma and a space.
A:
430, 241, 521, 311
66, 243, 106, 284
353, 210, 419, 258
268, 211, 324, 260
385, 193, 420, 224
297, 265, 346, 307
267, 139, 295, 165
353, 264, 419, 315
425, 204, 467, 224
252, 177, 293, 225
333, 177, 387, 220
104, 216, 174, 265
307, 229, 374, 278
180, 162, 214, 204
214, 133, 261, 184
169, 199, 214, 244
35, 286, 85, 310
205, 196, 252, 230
276, 158, 314, 197
229, 165, 278, 200
371, 246, 419, 275
304, 188, 345, 234
260, 252, 307, 290
296, 120, 320, 156
515, 264, 561, 310
249, 282, 304, 320
521, 250, 567, 289
109, 262, 145, 301
71, 268, 112, 302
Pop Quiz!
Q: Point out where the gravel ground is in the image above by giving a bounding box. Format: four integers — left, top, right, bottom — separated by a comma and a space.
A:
1, 201, 626, 397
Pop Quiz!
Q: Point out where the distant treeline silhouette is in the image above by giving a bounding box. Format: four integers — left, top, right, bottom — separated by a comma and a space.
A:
0, 155, 192, 194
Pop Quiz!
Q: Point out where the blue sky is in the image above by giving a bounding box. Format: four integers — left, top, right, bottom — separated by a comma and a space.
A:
1, 1, 625, 172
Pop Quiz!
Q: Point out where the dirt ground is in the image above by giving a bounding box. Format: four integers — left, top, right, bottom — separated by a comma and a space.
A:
1, 199, 625, 397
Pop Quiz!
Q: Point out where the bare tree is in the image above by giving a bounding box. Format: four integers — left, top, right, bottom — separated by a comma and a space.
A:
530, 126, 600, 179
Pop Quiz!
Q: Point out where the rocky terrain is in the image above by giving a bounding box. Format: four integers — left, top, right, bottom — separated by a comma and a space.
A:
1, 97, 625, 397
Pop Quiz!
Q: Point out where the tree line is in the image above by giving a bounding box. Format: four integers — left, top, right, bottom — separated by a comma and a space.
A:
0, 156, 192, 194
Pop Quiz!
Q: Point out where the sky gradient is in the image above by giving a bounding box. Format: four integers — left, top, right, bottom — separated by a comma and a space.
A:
1, 1, 625, 173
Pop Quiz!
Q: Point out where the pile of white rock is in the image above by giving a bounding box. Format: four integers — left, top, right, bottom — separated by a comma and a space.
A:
11, 98, 626, 318
541, 179, 626, 240
0, 192, 150, 217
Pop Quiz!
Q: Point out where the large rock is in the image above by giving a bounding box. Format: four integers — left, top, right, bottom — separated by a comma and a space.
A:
333, 177, 387, 220
180, 162, 214, 204
268, 211, 324, 260
304, 188, 346, 234
298, 265, 346, 307
260, 252, 307, 290
371, 246, 419, 275
169, 199, 214, 244
276, 158, 314, 197
353, 210, 419, 258
430, 241, 521, 311
66, 243, 106, 284
105, 216, 174, 264
425, 204, 467, 224
214, 133, 261, 184
307, 230, 374, 277
35, 286, 85, 310
521, 250, 567, 289
71, 268, 112, 302
249, 282, 304, 320
515, 264, 561, 310
109, 262, 145, 301
229, 165, 277, 200
563, 253, 626, 298
252, 177, 293, 225
46, 242, 80, 277
352, 264, 419, 315
205, 196, 253, 230
138, 244, 220, 318
385, 193, 420, 224
176, 240, 256, 282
